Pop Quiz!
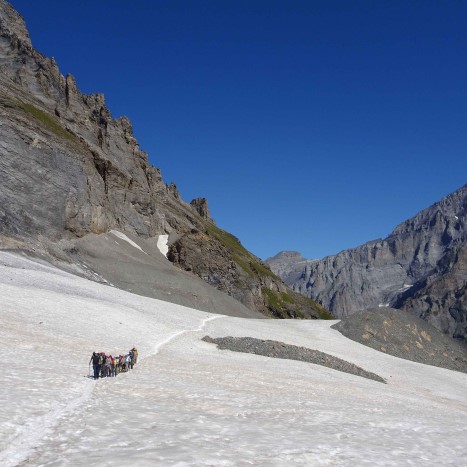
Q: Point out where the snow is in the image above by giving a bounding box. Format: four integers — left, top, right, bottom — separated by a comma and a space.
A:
110, 230, 147, 255
156, 234, 169, 257
1, 251, 467, 466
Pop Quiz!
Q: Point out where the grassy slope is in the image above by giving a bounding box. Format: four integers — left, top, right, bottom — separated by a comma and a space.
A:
20, 102, 76, 142
204, 222, 333, 320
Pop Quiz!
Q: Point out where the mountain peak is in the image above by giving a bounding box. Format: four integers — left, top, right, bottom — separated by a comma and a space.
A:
267, 251, 307, 262
0, 1, 32, 49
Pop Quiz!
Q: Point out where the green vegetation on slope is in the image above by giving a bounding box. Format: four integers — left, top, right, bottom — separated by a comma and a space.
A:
204, 222, 275, 279
21, 102, 75, 141
302, 297, 334, 320
262, 288, 304, 319
203, 222, 334, 320
262, 288, 334, 320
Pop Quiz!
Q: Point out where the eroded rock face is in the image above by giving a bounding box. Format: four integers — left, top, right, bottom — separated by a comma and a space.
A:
393, 243, 467, 339
168, 229, 240, 297
0, 0, 205, 268
0, 0, 194, 242
190, 198, 212, 222
167, 227, 332, 319
273, 185, 467, 339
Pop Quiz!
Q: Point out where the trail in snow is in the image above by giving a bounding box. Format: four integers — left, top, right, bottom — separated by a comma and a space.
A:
150, 315, 223, 357
0, 382, 95, 467
0, 308, 223, 467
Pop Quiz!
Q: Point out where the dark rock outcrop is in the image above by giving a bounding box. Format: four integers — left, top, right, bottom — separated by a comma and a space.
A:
190, 198, 212, 222
271, 185, 467, 339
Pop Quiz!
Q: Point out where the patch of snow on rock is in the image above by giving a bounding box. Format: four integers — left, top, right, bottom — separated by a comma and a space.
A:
156, 234, 169, 257
110, 230, 147, 255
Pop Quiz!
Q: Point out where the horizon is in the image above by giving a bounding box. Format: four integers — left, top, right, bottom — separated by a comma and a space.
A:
9, 0, 467, 260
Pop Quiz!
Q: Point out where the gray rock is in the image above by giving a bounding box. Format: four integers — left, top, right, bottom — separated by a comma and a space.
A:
265, 251, 317, 285
273, 185, 467, 339
190, 198, 212, 222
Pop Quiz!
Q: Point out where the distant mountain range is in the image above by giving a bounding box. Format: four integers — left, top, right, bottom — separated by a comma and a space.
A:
0, 0, 328, 320
266, 184, 467, 340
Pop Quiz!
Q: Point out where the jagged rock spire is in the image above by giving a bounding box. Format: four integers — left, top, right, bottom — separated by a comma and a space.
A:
190, 198, 212, 222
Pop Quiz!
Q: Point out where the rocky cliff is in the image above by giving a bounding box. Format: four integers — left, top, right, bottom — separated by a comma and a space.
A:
0, 0, 329, 319
168, 225, 332, 319
268, 185, 467, 339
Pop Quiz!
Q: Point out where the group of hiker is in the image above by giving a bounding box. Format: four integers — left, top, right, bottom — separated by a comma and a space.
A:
89, 348, 138, 380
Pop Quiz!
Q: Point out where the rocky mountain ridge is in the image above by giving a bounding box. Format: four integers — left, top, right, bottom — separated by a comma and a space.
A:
0, 0, 328, 319
267, 185, 467, 339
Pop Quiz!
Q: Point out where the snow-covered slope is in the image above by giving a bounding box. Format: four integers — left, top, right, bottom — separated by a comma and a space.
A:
1, 252, 467, 466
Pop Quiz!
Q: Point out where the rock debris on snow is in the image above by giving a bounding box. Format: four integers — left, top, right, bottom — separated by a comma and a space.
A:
202, 336, 386, 383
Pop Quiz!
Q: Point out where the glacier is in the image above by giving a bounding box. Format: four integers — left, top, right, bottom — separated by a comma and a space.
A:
1, 251, 466, 466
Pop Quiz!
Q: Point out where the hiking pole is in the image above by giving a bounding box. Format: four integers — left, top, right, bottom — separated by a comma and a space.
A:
88, 363, 91, 378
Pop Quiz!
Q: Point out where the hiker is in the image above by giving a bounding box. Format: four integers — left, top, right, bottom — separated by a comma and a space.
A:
129, 349, 135, 369
113, 355, 119, 376
124, 353, 131, 371
89, 352, 100, 379
100, 353, 106, 378
105, 355, 112, 377
88, 348, 139, 379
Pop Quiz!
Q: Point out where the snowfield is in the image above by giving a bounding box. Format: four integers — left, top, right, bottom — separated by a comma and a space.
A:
1, 252, 466, 466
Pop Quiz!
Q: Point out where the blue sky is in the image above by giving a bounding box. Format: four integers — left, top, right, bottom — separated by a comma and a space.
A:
10, 0, 467, 260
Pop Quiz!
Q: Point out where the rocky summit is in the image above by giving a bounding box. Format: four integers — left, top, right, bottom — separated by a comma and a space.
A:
0, 0, 328, 320
268, 185, 467, 340
266, 251, 318, 285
